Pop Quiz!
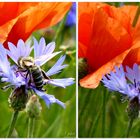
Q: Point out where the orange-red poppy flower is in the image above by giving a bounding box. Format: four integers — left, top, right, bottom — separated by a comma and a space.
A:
78, 2, 140, 89
0, 2, 72, 48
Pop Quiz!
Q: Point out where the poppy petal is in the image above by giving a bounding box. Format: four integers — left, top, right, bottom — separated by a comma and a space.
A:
80, 48, 131, 88
0, 2, 37, 26
78, 2, 106, 58
123, 42, 140, 67
87, 7, 132, 71
78, 3, 140, 89
120, 5, 138, 25
0, 2, 72, 47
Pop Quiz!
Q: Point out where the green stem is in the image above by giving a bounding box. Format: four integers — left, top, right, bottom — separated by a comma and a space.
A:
78, 89, 92, 122
28, 118, 35, 138
89, 106, 102, 137
7, 111, 19, 138
132, 3, 140, 27
102, 90, 106, 137
53, 12, 68, 46
126, 119, 134, 138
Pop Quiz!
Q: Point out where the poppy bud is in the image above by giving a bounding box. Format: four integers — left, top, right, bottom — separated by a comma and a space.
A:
127, 97, 139, 120
8, 85, 28, 111
78, 58, 88, 80
26, 95, 42, 118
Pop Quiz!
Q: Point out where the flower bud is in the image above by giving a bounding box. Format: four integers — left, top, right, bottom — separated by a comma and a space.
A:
8, 85, 28, 111
78, 58, 88, 80
26, 95, 42, 118
127, 97, 139, 120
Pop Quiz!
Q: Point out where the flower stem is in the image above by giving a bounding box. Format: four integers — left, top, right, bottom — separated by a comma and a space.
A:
132, 3, 140, 27
126, 118, 134, 138
89, 106, 102, 137
28, 118, 35, 138
102, 90, 106, 137
54, 12, 68, 46
7, 111, 19, 138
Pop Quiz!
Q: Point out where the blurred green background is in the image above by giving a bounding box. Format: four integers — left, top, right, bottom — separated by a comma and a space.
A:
79, 85, 140, 138
0, 9, 76, 138
78, 2, 140, 138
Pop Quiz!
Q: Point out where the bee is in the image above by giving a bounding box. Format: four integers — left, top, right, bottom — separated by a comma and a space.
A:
17, 56, 50, 91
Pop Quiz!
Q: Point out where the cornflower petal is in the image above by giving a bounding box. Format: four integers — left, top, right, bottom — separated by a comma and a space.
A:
0, 44, 25, 87
35, 52, 61, 66
126, 63, 140, 84
126, 66, 134, 82
102, 64, 140, 101
66, 2, 76, 26
1, 65, 26, 88
47, 78, 75, 88
102, 65, 129, 95
7, 39, 33, 64
127, 84, 139, 99
33, 37, 55, 57
34, 89, 65, 108
0, 47, 24, 88
9, 72, 26, 88
33, 37, 61, 66
0, 44, 10, 75
33, 37, 42, 58
17, 40, 32, 59
46, 55, 68, 76
43, 42, 56, 57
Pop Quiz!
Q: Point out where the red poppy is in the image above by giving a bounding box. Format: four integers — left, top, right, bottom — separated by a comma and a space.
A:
0, 2, 72, 47
78, 2, 140, 89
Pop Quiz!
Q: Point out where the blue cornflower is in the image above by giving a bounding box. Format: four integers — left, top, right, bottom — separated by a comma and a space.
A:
66, 2, 76, 27
0, 44, 25, 88
102, 64, 140, 102
0, 37, 74, 108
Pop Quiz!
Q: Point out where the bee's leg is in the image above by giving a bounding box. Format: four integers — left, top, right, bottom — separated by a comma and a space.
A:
25, 70, 32, 87
27, 73, 32, 87
32, 86, 46, 92
16, 68, 27, 73
42, 70, 50, 80
25, 71, 29, 79
39, 89, 46, 92
28, 79, 32, 87
39, 88, 46, 92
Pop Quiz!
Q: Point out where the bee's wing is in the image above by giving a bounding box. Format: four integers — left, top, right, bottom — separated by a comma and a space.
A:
34, 52, 61, 66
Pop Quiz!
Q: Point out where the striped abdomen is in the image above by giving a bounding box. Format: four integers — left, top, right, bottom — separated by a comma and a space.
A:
31, 66, 44, 90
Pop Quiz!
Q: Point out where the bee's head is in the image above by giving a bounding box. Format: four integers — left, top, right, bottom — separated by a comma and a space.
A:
18, 57, 35, 69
